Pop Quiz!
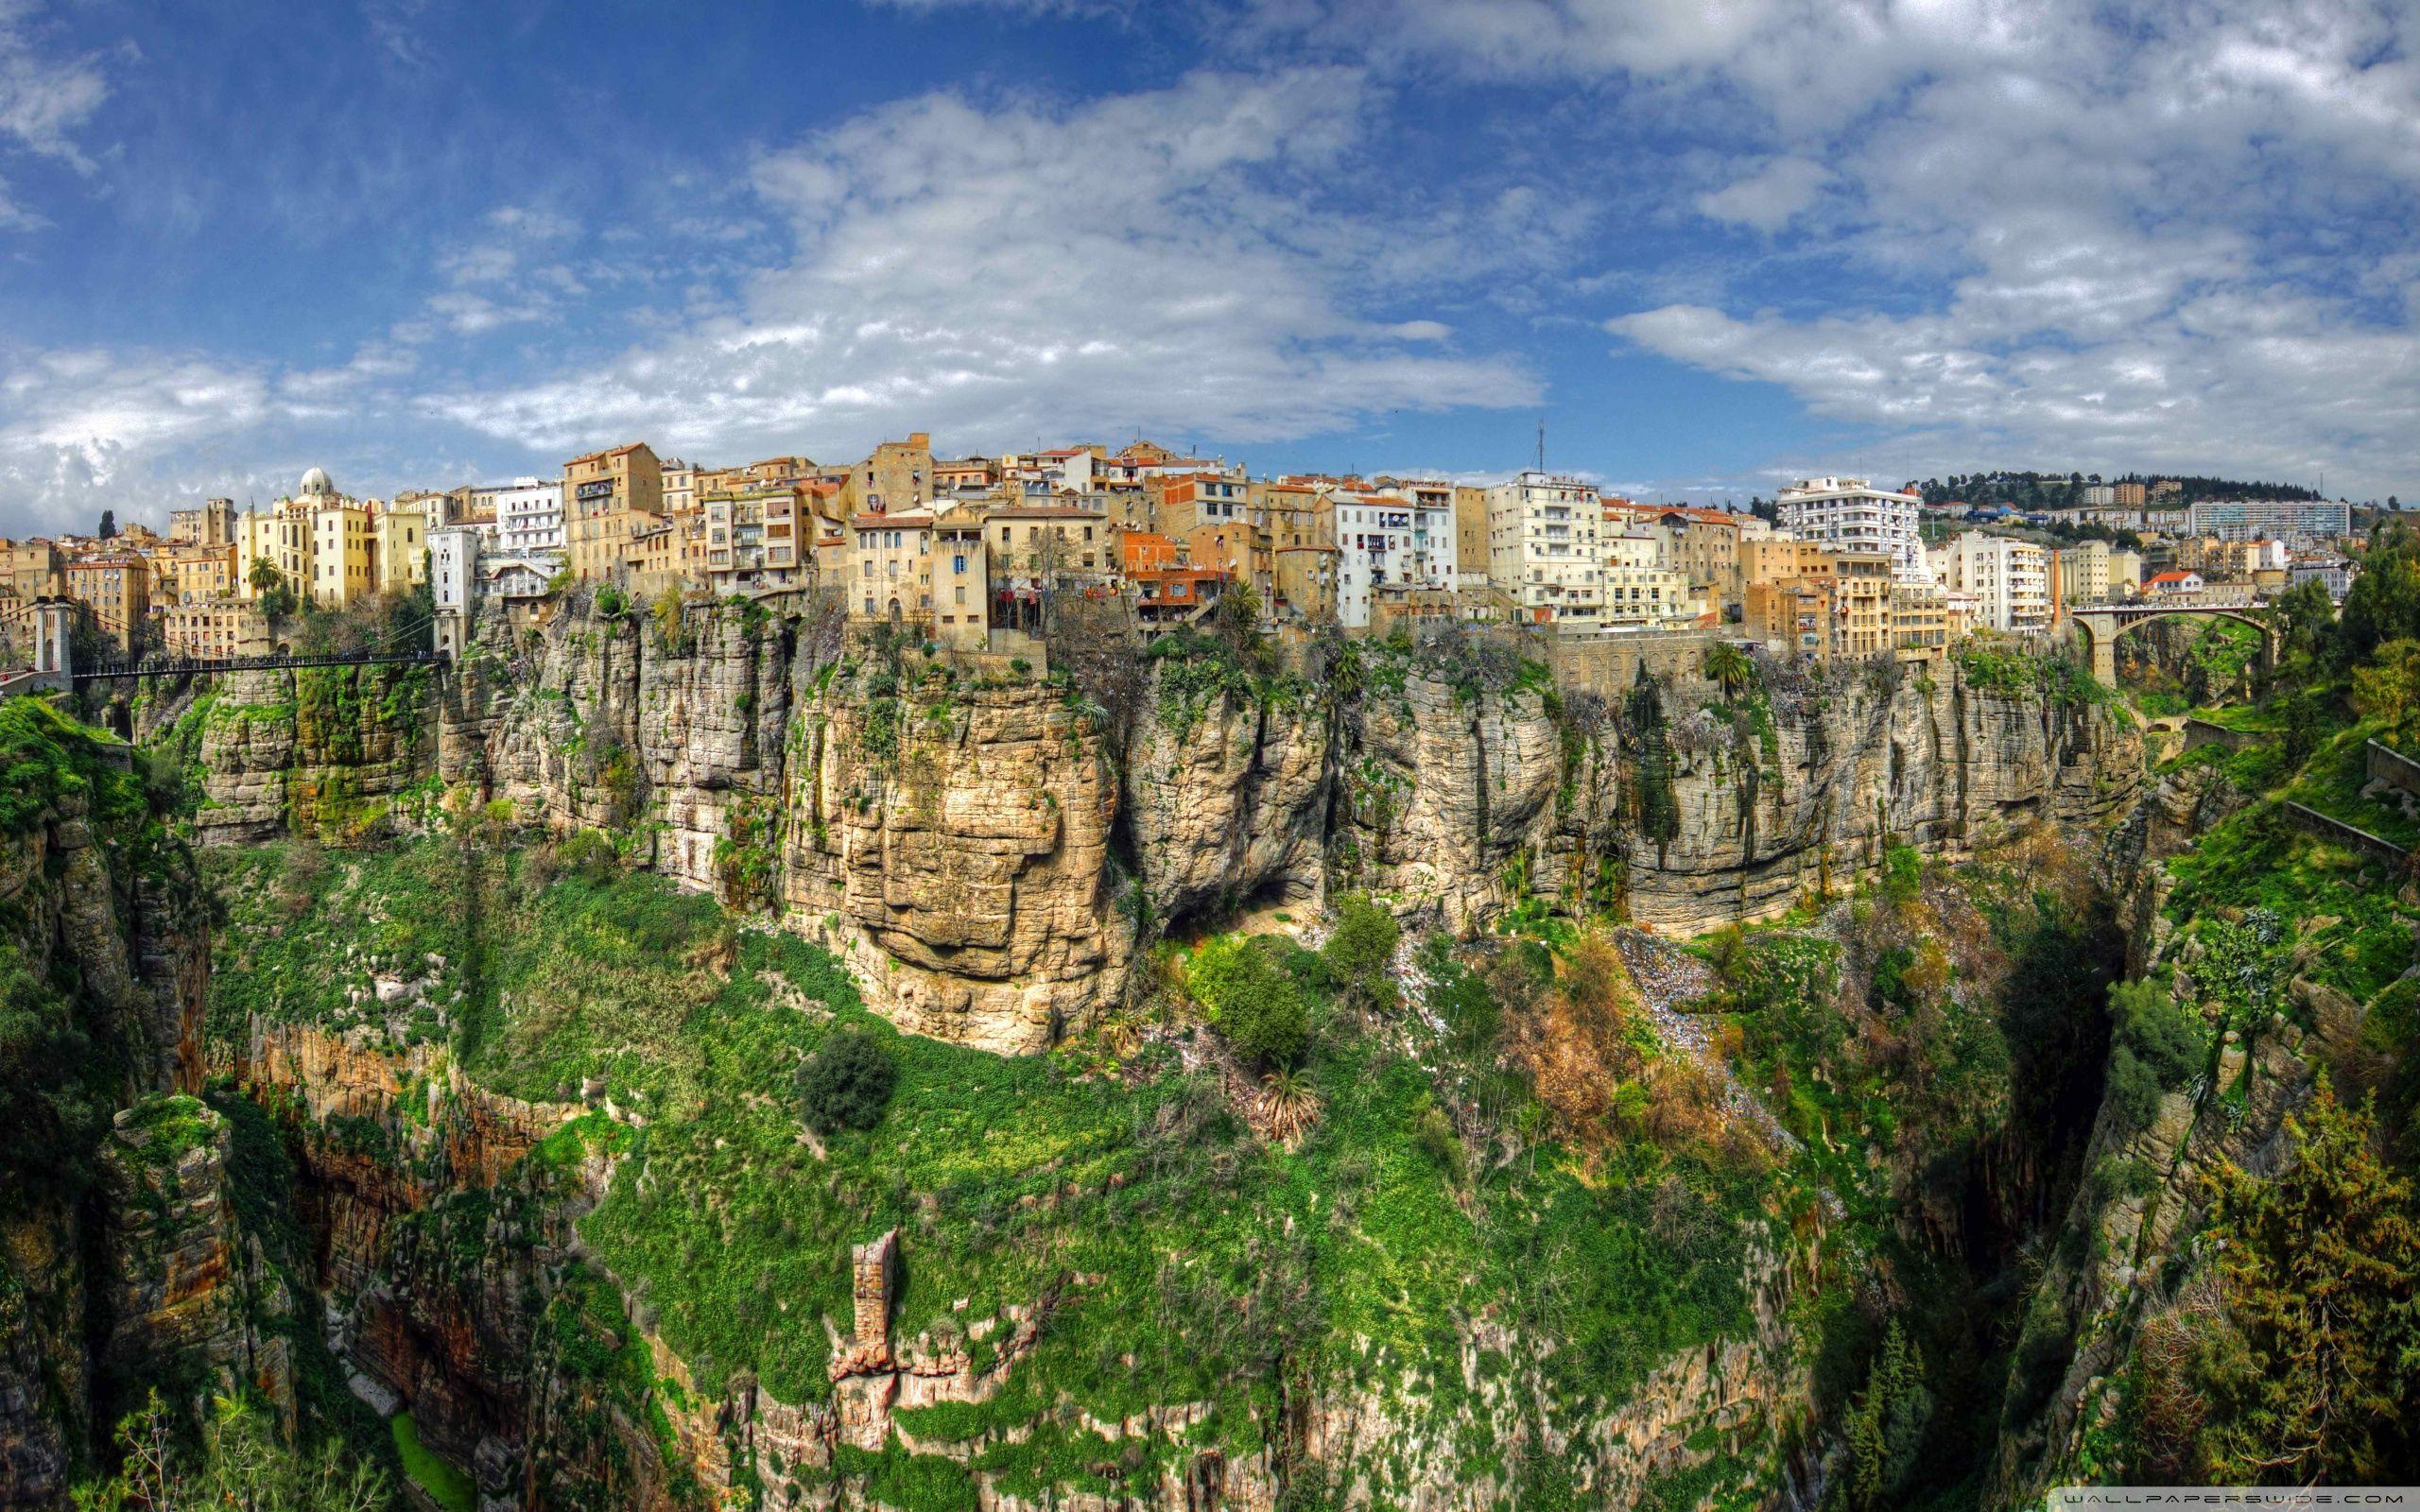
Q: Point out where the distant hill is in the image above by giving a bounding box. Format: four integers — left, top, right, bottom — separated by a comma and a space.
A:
1909, 471, 2324, 511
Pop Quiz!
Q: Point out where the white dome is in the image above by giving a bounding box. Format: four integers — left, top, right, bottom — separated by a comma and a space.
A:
300, 466, 334, 496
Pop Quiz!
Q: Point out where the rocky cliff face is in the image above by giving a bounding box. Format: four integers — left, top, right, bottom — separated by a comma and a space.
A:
157, 605, 2142, 1054
0, 707, 222, 1506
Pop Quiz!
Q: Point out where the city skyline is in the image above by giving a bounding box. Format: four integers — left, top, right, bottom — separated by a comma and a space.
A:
1, 0, 2415, 538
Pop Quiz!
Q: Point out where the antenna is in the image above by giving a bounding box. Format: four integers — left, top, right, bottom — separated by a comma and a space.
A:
1536, 418, 1546, 474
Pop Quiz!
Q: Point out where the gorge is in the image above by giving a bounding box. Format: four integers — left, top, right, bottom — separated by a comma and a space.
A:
4, 580, 2414, 1511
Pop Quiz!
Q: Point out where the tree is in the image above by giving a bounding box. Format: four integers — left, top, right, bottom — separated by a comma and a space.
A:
1703, 641, 1755, 702
1322, 893, 1400, 1013
796, 1029, 897, 1133
74, 1390, 388, 1512
1839, 1319, 1932, 1509
1187, 936, 1309, 1068
2201, 1082, 2420, 1482
249, 558, 298, 621
97, 509, 115, 540
2353, 638, 2420, 736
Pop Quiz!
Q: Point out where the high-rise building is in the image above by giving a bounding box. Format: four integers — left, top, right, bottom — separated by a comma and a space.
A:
1776, 476, 1929, 584
2186, 498, 2350, 544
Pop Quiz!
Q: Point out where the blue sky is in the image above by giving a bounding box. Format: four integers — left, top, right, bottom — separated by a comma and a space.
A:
1, 0, 2415, 536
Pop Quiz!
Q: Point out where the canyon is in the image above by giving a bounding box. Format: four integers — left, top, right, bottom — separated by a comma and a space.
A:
13, 591, 2392, 1511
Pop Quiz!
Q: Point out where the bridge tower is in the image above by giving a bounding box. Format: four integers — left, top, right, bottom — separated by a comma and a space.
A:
31, 600, 73, 681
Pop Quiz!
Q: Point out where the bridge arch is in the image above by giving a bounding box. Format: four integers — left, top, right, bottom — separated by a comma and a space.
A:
2072, 605, 2274, 688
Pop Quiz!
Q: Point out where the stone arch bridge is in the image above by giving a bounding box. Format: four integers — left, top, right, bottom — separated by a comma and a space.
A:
2071, 600, 2275, 686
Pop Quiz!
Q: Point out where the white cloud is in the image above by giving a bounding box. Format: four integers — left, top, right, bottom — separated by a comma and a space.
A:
0, 0, 115, 228
424, 69, 1537, 460
1693, 156, 1826, 232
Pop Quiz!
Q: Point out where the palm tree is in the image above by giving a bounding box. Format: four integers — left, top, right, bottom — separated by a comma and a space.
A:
1703, 641, 1755, 702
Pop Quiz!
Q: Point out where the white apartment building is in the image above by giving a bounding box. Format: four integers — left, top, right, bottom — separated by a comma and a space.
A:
1486, 472, 1603, 633
2187, 498, 2350, 545
1336, 489, 1457, 628
1776, 476, 1930, 584
478, 477, 564, 558
1928, 531, 2049, 632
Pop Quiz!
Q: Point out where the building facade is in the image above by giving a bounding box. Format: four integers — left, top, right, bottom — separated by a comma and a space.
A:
1486, 472, 1603, 633
1776, 476, 1929, 584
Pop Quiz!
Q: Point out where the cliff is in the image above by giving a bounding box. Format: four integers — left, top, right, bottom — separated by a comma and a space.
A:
0, 701, 229, 1504
132, 605, 2143, 1057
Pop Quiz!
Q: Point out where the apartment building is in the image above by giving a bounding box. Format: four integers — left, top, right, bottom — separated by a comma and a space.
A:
2110, 549, 2144, 596
933, 456, 997, 496
309, 502, 373, 605
1, 538, 62, 600
157, 597, 267, 658
1186, 520, 1272, 609
562, 443, 665, 581
1154, 472, 1253, 534
932, 506, 992, 650
148, 542, 237, 605
1744, 577, 1831, 661
1928, 531, 2049, 632
703, 483, 804, 589
1612, 503, 1764, 607
1890, 581, 1950, 663
849, 510, 936, 623
1335, 488, 1455, 629
236, 505, 311, 601
1776, 476, 1929, 583
63, 555, 150, 652
1486, 472, 1603, 633
1452, 485, 1490, 591
2050, 539, 2112, 606
1830, 553, 1894, 659
475, 477, 564, 558
2186, 498, 2350, 544
1740, 535, 1835, 593
372, 497, 428, 596
1273, 542, 1339, 624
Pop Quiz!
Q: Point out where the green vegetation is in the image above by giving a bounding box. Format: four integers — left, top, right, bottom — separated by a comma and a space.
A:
205, 834, 1784, 1504
1183, 932, 1311, 1067
74, 1390, 388, 1512
796, 1029, 897, 1132
389, 1413, 475, 1512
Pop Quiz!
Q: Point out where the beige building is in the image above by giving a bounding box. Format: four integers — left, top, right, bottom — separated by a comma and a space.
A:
1273, 542, 1339, 624
704, 483, 805, 588
158, 597, 268, 658
1486, 472, 1603, 633
838, 434, 933, 518
1928, 531, 2049, 633
2050, 539, 2112, 606
1, 538, 63, 601
1890, 581, 1951, 663
236, 505, 311, 603
563, 443, 665, 580
167, 498, 236, 547
1452, 485, 1489, 591
932, 505, 992, 650
850, 509, 936, 624
1831, 553, 1894, 660
63, 555, 150, 652
147, 542, 238, 605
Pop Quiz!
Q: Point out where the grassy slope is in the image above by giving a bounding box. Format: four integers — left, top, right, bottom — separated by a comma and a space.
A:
205, 838, 1779, 1507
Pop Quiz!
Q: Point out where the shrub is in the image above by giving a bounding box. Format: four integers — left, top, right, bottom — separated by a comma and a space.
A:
1881, 843, 1922, 906
1187, 936, 1310, 1068
797, 1030, 897, 1133
1411, 1097, 1466, 1186
1322, 893, 1400, 1011
2104, 976, 2209, 1131
595, 585, 629, 618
